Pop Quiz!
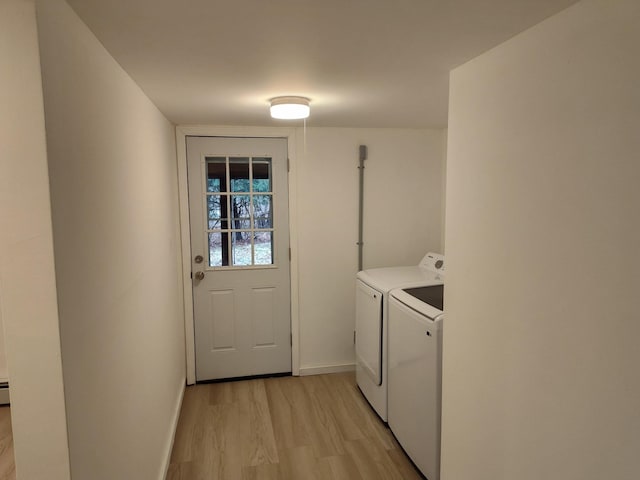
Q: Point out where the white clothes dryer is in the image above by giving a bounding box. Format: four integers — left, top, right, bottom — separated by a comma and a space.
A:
355, 252, 444, 422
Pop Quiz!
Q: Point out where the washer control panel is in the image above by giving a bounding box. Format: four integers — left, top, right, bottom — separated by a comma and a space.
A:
419, 252, 445, 274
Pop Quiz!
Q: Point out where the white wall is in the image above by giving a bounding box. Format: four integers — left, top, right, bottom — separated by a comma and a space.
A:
36, 1, 185, 479
0, 0, 71, 477
296, 128, 444, 372
442, 1, 640, 479
0, 305, 8, 405
440, 129, 448, 252
0, 309, 7, 382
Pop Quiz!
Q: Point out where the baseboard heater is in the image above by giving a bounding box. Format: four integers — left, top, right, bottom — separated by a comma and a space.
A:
0, 382, 9, 406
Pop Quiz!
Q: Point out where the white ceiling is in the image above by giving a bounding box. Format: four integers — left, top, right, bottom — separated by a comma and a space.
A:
66, 0, 579, 128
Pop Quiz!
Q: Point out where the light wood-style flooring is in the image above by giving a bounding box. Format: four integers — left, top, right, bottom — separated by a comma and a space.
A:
168, 372, 422, 480
0, 407, 15, 480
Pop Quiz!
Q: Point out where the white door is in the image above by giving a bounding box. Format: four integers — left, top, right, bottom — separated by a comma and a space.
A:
186, 136, 291, 381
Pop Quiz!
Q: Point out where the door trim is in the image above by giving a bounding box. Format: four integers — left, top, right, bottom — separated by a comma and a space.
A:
176, 125, 300, 384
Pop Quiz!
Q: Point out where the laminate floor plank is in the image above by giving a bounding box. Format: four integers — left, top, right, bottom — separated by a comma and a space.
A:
232, 380, 279, 467
264, 377, 311, 450
169, 372, 423, 480
299, 378, 346, 459
344, 437, 409, 480
321, 454, 365, 480
170, 384, 210, 463
387, 447, 425, 480
317, 373, 375, 443
336, 373, 398, 451
277, 445, 321, 480
209, 381, 234, 406
198, 403, 241, 477
241, 461, 281, 480
0, 407, 15, 480
166, 462, 193, 480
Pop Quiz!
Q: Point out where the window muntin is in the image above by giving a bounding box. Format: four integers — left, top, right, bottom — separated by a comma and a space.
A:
205, 156, 274, 268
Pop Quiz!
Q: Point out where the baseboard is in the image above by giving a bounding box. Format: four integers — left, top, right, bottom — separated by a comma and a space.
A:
298, 362, 355, 376
160, 377, 185, 480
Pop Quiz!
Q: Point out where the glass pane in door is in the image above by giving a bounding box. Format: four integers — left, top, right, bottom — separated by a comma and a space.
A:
209, 232, 230, 267
254, 231, 273, 265
253, 195, 272, 229
252, 158, 272, 192
207, 195, 227, 230
229, 158, 250, 192
232, 232, 252, 266
206, 157, 227, 192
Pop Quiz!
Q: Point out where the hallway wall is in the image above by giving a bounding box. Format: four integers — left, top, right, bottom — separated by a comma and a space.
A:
36, 0, 185, 478
442, 0, 640, 478
0, 309, 7, 383
0, 0, 70, 477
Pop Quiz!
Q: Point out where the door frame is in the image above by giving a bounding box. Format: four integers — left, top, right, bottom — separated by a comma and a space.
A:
176, 125, 300, 384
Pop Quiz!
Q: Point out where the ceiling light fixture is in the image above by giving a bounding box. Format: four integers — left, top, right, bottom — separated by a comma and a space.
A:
270, 96, 310, 120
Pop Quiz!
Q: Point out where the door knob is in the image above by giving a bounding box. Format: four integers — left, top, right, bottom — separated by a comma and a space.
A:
194, 271, 205, 281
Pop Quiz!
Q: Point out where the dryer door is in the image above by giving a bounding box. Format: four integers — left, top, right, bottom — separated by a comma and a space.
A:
355, 279, 383, 385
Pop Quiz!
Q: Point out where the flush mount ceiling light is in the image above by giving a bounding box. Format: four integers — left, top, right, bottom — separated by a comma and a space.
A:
270, 96, 310, 120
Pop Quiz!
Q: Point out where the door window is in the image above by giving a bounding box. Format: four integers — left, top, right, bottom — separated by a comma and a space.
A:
205, 156, 274, 267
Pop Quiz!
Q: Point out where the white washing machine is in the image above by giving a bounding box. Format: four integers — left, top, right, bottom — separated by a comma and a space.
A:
388, 284, 445, 480
355, 252, 444, 422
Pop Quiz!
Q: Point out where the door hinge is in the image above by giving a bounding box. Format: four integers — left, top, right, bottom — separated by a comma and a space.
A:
353, 330, 356, 344
288, 247, 291, 261
287, 157, 290, 172
290, 332, 293, 346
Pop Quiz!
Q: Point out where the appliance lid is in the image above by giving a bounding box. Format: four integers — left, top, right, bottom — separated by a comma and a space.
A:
390, 284, 444, 321
403, 285, 444, 311
357, 266, 442, 292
